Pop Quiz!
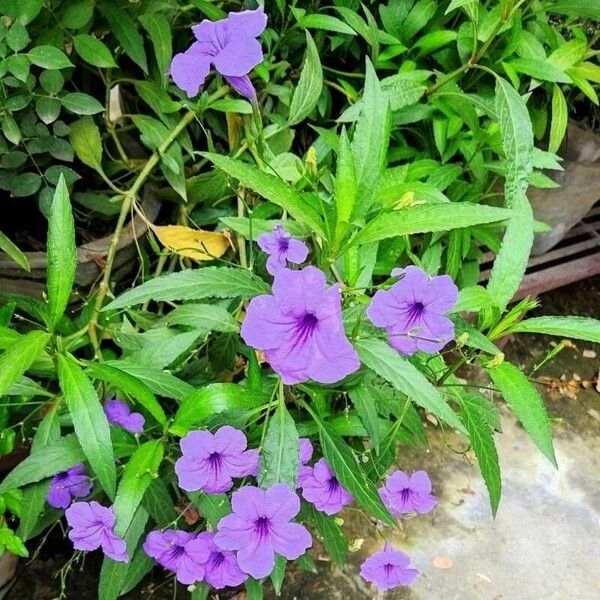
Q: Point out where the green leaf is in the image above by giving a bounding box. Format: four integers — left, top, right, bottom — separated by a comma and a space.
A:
488, 362, 556, 466
271, 555, 286, 596
143, 480, 178, 526
299, 14, 356, 35
0, 331, 49, 397
17, 481, 50, 541
73, 33, 117, 68
119, 548, 154, 596
0, 434, 84, 494
208, 98, 253, 114
245, 578, 264, 600
548, 1, 600, 20
0, 230, 30, 272
547, 40, 588, 71
36, 97, 61, 124
288, 31, 323, 126
188, 491, 231, 528
508, 58, 572, 83
159, 303, 238, 334
259, 403, 299, 489
46, 175, 76, 331
305, 504, 347, 565
104, 266, 270, 311
69, 116, 104, 175
99, 1, 148, 73
355, 203, 511, 245
333, 128, 357, 244
348, 387, 381, 449
355, 338, 467, 434
139, 14, 172, 87
62, 0, 94, 28
351, 59, 391, 217
27, 45, 73, 69
451, 285, 493, 314
190, 584, 211, 600
487, 77, 534, 311
0, 527, 29, 557
549, 85, 567, 154
220, 217, 308, 241
171, 384, 268, 436
315, 414, 395, 526
202, 153, 326, 239
510, 316, 600, 343
459, 395, 502, 516
86, 362, 167, 426
61, 92, 104, 115
58, 354, 117, 499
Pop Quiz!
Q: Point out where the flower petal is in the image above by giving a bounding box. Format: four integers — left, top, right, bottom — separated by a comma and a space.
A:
265, 483, 300, 522
225, 7, 267, 38
170, 42, 212, 98
214, 514, 255, 551
213, 37, 263, 77
270, 522, 312, 560
224, 75, 257, 101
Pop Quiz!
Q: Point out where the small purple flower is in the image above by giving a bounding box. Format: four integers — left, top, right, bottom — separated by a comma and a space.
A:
175, 425, 259, 494
170, 7, 267, 100
195, 531, 248, 589
360, 543, 419, 591
143, 530, 209, 585
65, 501, 128, 563
297, 438, 313, 487
367, 266, 458, 356
240, 267, 360, 384
300, 458, 352, 515
258, 226, 309, 275
214, 484, 312, 579
378, 470, 437, 516
47, 464, 92, 509
104, 399, 145, 434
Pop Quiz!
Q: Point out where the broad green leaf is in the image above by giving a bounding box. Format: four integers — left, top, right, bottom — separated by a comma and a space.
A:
61, 0, 94, 28
69, 116, 104, 174
288, 32, 323, 126
143, 479, 178, 526
188, 492, 231, 528
487, 78, 534, 311
508, 58, 572, 83
305, 505, 348, 565
0, 434, 84, 493
0, 331, 49, 396
548, 1, 600, 20
61, 92, 104, 114
188, 0, 226, 20
299, 14, 356, 35
510, 316, 600, 343
99, 1, 148, 73
349, 387, 381, 449
355, 338, 467, 434
547, 40, 588, 71
58, 354, 116, 499
271, 555, 286, 596
333, 128, 357, 244
453, 318, 502, 356
488, 362, 556, 466
259, 404, 299, 489
451, 285, 493, 313
159, 303, 238, 334
46, 175, 76, 330
139, 14, 172, 87
220, 217, 309, 241
0, 230, 30, 272
315, 415, 395, 526
73, 33, 117, 68
27, 45, 73, 69
104, 267, 270, 311
459, 395, 502, 516
191, 584, 211, 600
351, 59, 390, 217
202, 153, 326, 238
86, 362, 167, 426
171, 384, 268, 436
245, 579, 264, 600
354, 203, 510, 245
119, 548, 154, 595
549, 85, 567, 154
0, 527, 28, 557
208, 98, 253, 114
445, 0, 478, 20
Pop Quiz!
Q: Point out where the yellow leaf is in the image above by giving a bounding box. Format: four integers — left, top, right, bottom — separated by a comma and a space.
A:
394, 191, 415, 209
152, 225, 230, 261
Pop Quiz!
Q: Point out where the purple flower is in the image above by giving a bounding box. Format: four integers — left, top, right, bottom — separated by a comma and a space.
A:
367, 266, 458, 356
214, 484, 312, 579
175, 425, 259, 494
297, 438, 313, 487
360, 543, 419, 590
195, 531, 248, 589
65, 501, 128, 563
170, 7, 267, 100
104, 399, 145, 434
258, 226, 309, 275
378, 470, 437, 516
143, 530, 209, 585
240, 267, 360, 384
300, 458, 352, 515
47, 464, 92, 509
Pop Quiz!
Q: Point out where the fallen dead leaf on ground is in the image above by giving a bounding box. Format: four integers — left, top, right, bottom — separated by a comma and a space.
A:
433, 556, 453, 569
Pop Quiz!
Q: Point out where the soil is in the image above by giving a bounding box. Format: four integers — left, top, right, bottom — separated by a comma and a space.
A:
6, 276, 600, 600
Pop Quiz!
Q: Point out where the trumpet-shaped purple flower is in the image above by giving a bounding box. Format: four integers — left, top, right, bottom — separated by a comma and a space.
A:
47, 464, 92, 509
170, 7, 267, 100
65, 501, 128, 563
240, 267, 360, 384
300, 458, 353, 515
175, 425, 259, 494
195, 531, 248, 589
214, 484, 312, 579
104, 399, 145, 434
258, 226, 309, 275
367, 266, 458, 356
378, 470, 437, 516
143, 530, 210, 585
297, 438, 313, 487
360, 543, 419, 590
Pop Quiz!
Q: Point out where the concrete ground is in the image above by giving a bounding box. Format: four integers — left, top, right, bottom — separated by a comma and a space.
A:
269, 278, 600, 600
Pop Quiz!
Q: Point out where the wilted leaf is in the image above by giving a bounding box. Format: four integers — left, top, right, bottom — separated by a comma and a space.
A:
152, 225, 231, 261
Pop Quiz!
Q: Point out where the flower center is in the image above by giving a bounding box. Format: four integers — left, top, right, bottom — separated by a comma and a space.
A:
254, 516, 272, 539
405, 301, 425, 327
208, 452, 223, 470
384, 563, 395, 578
400, 488, 412, 503
293, 312, 319, 346
327, 477, 341, 494
210, 551, 226, 568
278, 238, 290, 252
170, 544, 186, 559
